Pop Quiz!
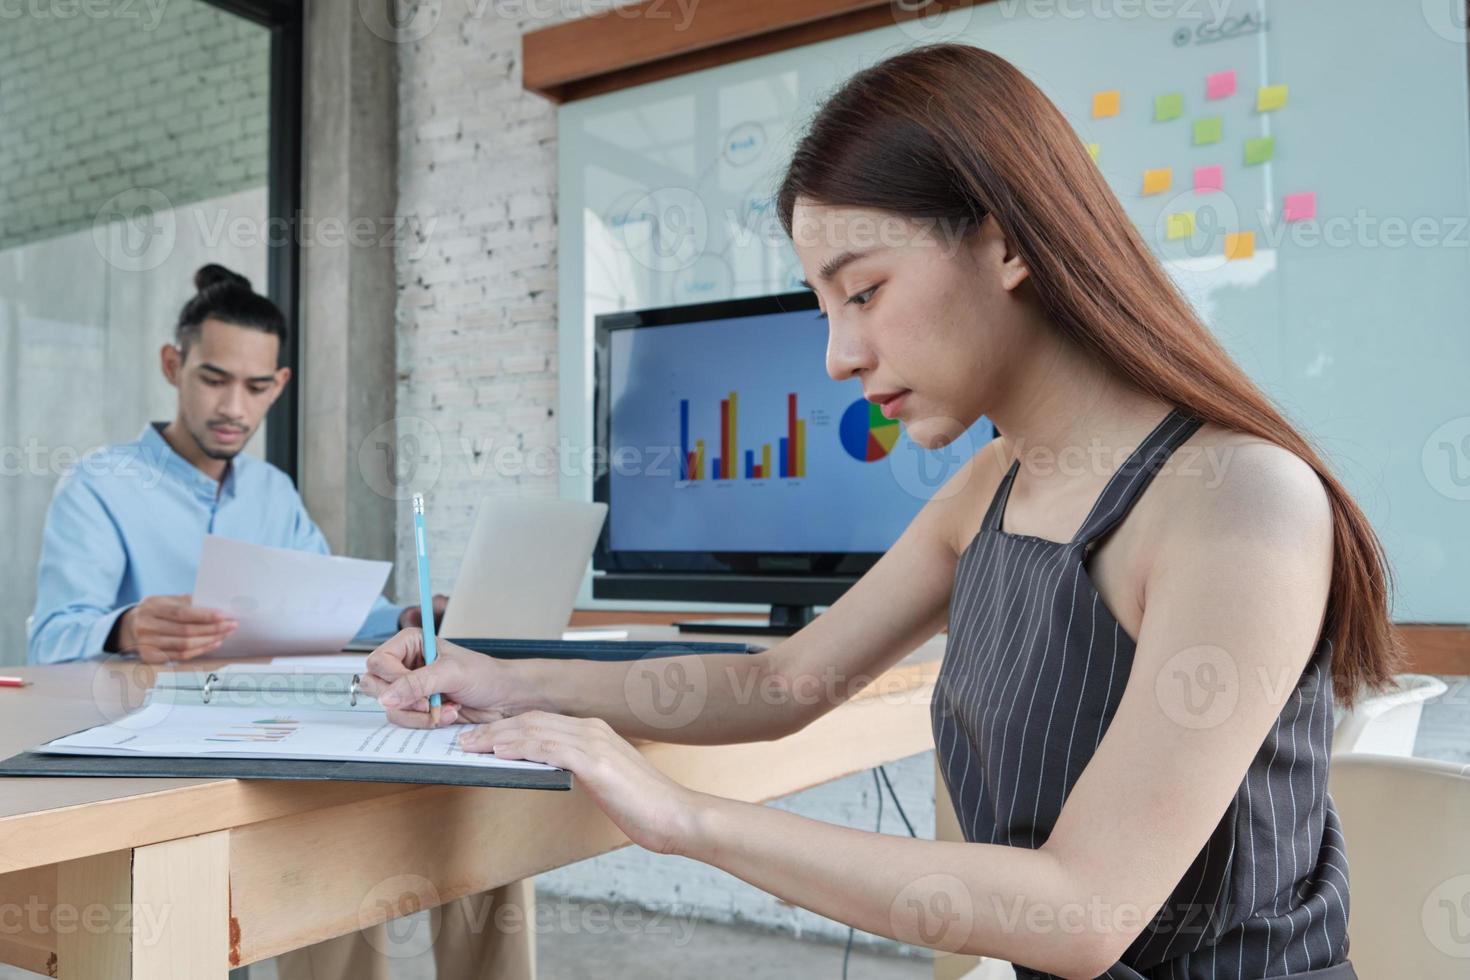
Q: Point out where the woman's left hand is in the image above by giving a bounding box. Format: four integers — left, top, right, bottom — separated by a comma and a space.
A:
460, 710, 704, 856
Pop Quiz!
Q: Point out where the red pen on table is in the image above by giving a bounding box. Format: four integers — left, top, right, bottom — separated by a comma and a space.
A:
0, 676, 30, 688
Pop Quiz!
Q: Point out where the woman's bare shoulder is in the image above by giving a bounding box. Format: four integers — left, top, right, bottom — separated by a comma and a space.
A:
1152, 422, 1333, 547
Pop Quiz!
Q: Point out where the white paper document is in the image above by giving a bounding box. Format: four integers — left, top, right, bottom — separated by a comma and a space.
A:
193, 536, 392, 657
264, 655, 370, 671
36, 703, 554, 771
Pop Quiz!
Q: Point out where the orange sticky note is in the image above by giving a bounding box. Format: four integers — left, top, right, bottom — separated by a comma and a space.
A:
1224, 231, 1255, 260
1142, 168, 1173, 195
1092, 90, 1121, 118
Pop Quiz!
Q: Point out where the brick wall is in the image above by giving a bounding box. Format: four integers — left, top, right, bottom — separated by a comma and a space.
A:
391, 2, 938, 951
0, 1, 269, 251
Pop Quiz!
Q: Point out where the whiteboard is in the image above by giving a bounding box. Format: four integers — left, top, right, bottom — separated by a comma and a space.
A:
558, 0, 1470, 622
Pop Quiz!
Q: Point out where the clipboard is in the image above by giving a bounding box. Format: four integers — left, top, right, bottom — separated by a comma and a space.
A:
0, 670, 571, 790
0, 750, 571, 789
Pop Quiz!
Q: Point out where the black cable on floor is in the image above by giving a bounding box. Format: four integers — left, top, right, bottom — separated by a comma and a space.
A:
843, 761, 927, 978
841, 768, 884, 978
878, 764, 917, 839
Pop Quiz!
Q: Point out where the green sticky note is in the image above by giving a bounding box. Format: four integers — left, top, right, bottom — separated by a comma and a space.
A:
1154, 93, 1184, 121
1192, 116, 1223, 145
1244, 135, 1275, 164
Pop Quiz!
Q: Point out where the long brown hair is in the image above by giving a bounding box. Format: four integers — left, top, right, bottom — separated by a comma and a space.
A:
777, 44, 1401, 706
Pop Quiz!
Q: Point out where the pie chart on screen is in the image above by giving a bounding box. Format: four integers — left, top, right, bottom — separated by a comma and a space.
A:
839, 398, 902, 462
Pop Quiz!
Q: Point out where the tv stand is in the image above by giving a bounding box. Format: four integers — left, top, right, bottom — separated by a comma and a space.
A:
674, 603, 818, 636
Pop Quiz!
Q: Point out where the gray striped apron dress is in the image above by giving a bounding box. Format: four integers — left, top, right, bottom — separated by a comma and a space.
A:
932, 407, 1357, 979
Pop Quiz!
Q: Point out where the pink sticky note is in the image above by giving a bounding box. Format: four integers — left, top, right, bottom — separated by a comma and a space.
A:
1194, 164, 1224, 193
1283, 191, 1317, 222
1206, 70, 1237, 100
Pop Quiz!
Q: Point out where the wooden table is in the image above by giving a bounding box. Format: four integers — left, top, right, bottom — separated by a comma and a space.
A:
0, 626, 941, 978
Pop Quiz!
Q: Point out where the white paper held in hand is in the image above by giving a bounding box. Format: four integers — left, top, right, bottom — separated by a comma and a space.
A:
192, 536, 392, 657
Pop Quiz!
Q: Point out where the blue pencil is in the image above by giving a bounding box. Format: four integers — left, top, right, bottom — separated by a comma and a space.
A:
411, 493, 442, 726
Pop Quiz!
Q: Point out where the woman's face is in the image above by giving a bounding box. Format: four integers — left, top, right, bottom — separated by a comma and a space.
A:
790, 199, 1032, 450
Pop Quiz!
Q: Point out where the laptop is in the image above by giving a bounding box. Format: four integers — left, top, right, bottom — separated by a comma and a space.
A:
439, 496, 608, 640
347, 497, 608, 648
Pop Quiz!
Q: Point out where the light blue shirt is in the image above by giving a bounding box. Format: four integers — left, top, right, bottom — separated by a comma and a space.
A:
27, 422, 403, 664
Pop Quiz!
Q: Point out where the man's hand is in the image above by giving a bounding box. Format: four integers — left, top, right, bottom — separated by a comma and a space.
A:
113, 594, 237, 663
398, 593, 449, 630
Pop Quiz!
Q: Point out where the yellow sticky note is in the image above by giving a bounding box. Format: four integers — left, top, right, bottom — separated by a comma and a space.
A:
1166, 211, 1195, 240
1092, 90, 1121, 118
1142, 167, 1173, 195
1224, 231, 1255, 260
1256, 84, 1289, 111
1086, 142, 1100, 161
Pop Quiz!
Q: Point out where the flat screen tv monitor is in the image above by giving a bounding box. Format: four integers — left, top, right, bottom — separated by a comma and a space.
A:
592, 291, 997, 634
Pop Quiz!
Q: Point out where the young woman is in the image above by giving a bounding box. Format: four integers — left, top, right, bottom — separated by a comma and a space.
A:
362, 45, 1397, 979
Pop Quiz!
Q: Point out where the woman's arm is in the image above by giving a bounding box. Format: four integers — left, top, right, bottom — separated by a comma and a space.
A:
471, 441, 1335, 978
362, 440, 1009, 744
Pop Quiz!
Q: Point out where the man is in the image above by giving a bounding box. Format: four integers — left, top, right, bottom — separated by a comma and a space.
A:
26, 265, 532, 980
26, 264, 434, 663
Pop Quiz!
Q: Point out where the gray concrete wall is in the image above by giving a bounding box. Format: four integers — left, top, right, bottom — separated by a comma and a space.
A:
298, 0, 400, 571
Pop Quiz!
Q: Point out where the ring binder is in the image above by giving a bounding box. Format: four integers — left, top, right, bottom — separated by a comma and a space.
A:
146, 670, 384, 712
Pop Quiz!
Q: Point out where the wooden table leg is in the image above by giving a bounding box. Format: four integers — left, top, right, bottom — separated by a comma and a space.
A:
56, 831, 230, 978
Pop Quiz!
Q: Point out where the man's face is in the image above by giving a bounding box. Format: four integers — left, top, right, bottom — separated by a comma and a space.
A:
162, 318, 291, 460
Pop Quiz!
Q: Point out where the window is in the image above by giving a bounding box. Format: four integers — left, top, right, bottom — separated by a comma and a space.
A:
0, 0, 302, 664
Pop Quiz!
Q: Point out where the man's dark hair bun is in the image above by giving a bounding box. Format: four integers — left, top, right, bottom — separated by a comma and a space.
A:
176, 264, 285, 355
194, 264, 252, 293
